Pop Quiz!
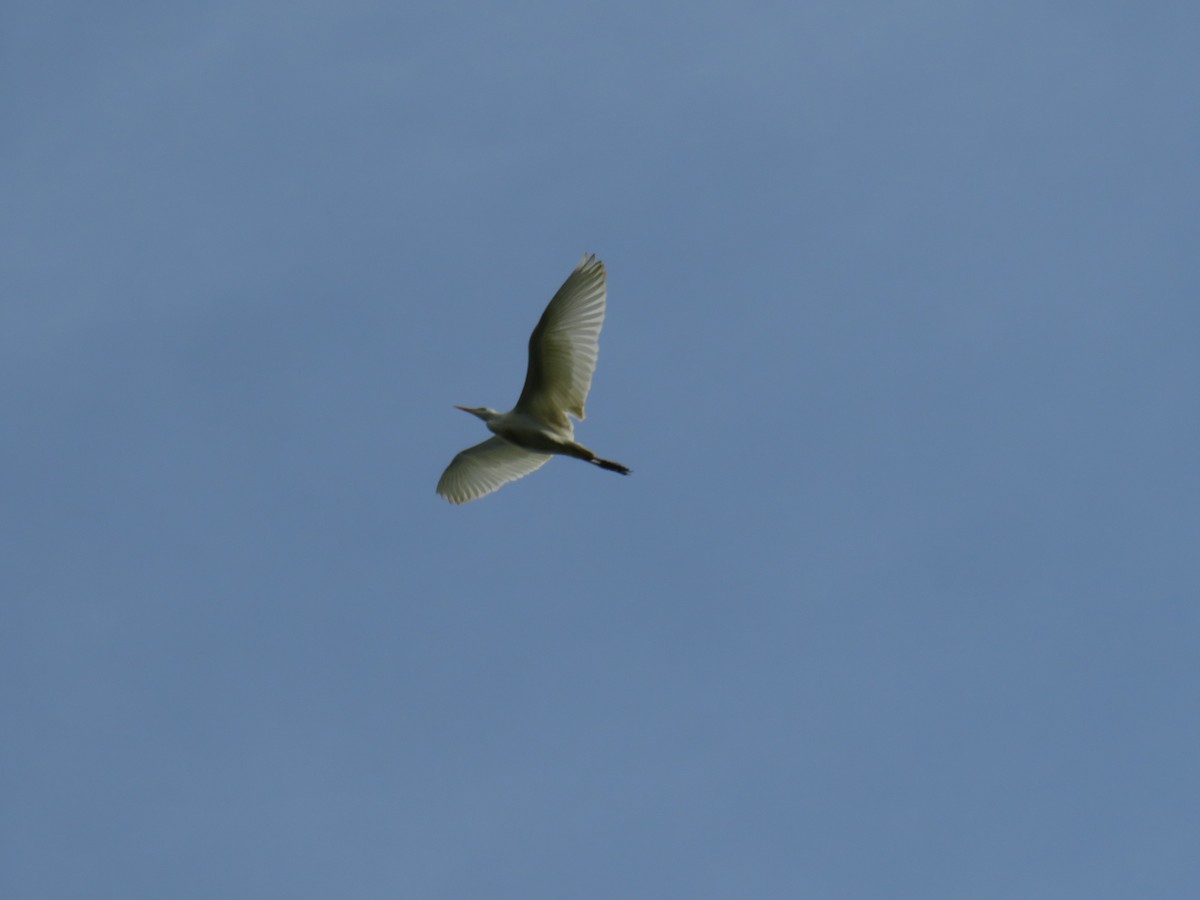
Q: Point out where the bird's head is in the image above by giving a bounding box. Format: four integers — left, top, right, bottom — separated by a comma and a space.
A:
454, 405, 497, 423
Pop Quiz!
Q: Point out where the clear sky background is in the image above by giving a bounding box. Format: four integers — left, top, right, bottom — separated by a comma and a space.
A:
4, 2, 1198, 897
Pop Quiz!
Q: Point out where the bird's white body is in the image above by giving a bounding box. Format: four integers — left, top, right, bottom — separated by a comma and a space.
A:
484, 409, 573, 452
436, 254, 630, 504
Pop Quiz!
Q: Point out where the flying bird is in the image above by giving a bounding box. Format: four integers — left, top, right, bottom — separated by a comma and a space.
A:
437, 254, 630, 504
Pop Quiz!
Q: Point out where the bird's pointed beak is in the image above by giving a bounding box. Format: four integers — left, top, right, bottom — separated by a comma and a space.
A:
454, 405, 471, 413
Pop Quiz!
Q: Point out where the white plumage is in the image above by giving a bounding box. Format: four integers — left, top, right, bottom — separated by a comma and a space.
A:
437, 254, 630, 504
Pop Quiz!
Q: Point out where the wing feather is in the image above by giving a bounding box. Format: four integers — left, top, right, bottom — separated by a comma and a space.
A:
514, 254, 607, 424
436, 437, 552, 504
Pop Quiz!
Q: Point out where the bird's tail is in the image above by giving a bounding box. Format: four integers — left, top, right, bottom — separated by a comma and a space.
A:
591, 457, 631, 475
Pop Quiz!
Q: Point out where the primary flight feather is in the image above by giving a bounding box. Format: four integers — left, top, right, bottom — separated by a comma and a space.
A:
437, 254, 630, 504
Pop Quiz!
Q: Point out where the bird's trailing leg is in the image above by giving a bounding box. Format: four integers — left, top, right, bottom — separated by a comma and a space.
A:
592, 457, 632, 475
563, 441, 631, 476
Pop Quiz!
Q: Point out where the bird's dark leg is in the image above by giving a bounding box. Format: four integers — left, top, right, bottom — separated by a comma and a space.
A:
592, 457, 631, 475
563, 441, 632, 476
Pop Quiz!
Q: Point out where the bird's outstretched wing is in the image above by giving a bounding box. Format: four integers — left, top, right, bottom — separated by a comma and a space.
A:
436, 437, 552, 504
514, 254, 606, 425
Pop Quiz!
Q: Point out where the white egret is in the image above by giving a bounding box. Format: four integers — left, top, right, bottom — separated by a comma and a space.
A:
437, 254, 630, 504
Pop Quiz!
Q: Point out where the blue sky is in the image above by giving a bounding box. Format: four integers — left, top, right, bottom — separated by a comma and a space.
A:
3, 2, 1198, 897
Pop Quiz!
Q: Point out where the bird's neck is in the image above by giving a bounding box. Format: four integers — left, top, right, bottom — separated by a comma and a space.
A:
471, 408, 503, 428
